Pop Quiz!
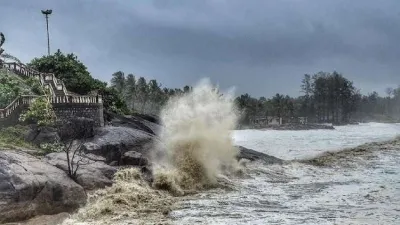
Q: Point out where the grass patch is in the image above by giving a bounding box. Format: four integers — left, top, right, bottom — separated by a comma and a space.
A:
0, 125, 37, 150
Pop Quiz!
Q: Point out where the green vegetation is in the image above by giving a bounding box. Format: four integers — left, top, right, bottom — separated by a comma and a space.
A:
28, 50, 128, 114
236, 71, 400, 125
0, 125, 61, 155
39, 142, 63, 154
20, 95, 56, 127
0, 125, 35, 150
28, 49, 107, 95
0, 69, 41, 108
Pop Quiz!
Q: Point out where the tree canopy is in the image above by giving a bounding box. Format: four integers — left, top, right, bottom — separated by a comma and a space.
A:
28, 50, 106, 95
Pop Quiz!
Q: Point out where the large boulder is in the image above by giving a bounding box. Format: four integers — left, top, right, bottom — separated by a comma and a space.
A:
122, 151, 149, 167
0, 151, 87, 223
44, 152, 117, 191
105, 111, 161, 135
82, 126, 157, 165
25, 126, 60, 145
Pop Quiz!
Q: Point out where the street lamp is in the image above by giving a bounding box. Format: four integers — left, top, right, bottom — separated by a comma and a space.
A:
41, 9, 52, 56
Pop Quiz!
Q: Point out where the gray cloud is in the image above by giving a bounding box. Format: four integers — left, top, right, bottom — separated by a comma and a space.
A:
1, 0, 399, 97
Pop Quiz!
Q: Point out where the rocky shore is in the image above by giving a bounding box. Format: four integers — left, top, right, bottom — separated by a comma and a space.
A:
0, 114, 282, 224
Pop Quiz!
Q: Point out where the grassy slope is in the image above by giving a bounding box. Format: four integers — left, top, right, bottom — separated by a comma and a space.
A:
0, 69, 40, 150
0, 68, 39, 108
0, 125, 37, 150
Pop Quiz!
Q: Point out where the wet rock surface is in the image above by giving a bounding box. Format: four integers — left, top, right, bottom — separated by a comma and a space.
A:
82, 126, 155, 164
0, 151, 87, 223
236, 145, 284, 164
122, 150, 149, 166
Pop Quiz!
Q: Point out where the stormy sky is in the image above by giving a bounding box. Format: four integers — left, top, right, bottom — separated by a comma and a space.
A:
1, 0, 399, 97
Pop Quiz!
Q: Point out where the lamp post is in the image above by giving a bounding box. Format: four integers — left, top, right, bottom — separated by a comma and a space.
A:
41, 9, 52, 56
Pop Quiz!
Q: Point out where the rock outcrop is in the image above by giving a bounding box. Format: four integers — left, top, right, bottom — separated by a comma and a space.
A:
236, 145, 284, 164
58, 117, 95, 141
82, 126, 156, 165
24, 126, 60, 146
44, 152, 117, 191
105, 110, 161, 135
122, 150, 149, 166
0, 151, 87, 223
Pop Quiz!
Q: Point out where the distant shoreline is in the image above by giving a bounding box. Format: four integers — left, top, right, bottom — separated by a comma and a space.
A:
237, 123, 335, 131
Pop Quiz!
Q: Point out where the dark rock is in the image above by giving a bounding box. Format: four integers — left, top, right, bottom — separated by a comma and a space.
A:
58, 117, 95, 141
104, 110, 161, 135
236, 146, 284, 164
132, 113, 160, 124
82, 126, 156, 164
0, 151, 87, 223
25, 126, 60, 145
109, 161, 118, 166
44, 152, 117, 191
141, 166, 154, 183
122, 151, 148, 166
3, 212, 70, 225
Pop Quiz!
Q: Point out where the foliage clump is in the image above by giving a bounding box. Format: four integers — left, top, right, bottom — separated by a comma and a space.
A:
28, 49, 129, 114
28, 49, 106, 95
20, 96, 56, 127
0, 69, 37, 108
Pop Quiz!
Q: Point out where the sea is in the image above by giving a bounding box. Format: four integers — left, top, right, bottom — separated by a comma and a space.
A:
171, 123, 400, 224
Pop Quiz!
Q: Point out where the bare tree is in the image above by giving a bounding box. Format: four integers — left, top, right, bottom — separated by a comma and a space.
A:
57, 117, 95, 181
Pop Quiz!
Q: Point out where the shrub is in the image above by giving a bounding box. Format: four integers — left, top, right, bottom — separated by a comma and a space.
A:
20, 96, 56, 127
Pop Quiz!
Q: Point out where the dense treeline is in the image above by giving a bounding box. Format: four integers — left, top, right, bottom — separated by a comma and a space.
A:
109, 71, 191, 115
236, 71, 400, 125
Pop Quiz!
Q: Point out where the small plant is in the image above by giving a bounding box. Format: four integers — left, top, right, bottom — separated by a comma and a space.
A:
20, 96, 56, 127
39, 142, 64, 154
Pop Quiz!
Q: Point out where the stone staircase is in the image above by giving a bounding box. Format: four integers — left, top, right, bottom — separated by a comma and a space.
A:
1, 61, 67, 96
0, 60, 103, 126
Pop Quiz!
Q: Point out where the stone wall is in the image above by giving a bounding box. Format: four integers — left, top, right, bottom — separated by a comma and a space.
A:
53, 103, 104, 127
0, 103, 104, 128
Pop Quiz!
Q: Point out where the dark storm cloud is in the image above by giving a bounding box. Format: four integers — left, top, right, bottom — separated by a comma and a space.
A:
1, 0, 399, 97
